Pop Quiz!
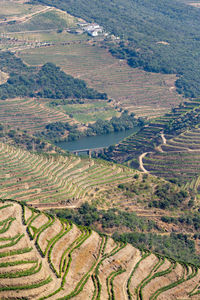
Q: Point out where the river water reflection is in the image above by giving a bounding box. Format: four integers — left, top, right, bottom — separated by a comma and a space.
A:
57, 127, 139, 152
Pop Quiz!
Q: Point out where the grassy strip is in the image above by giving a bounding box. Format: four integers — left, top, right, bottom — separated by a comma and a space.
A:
148, 261, 199, 299
35, 215, 55, 257
189, 285, 200, 296
0, 259, 37, 268
139, 259, 176, 300
0, 275, 52, 291
127, 251, 151, 300
39, 226, 91, 300
59, 226, 87, 277
93, 241, 126, 300
46, 221, 71, 278
60, 229, 104, 300
27, 213, 41, 240
21, 204, 35, 225
149, 262, 186, 300
61, 227, 92, 286
0, 204, 13, 210
43, 219, 67, 257
0, 233, 24, 249
0, 261, 42, 278
110, 269, 126, 300
136, 257, 166, 300
186, 264, 198, 281
91, 274, 98, 300
0, 233, 21, 242
103, 241, 126, 259
0, 247, 33, 258
32, 214, 52, 240
0, 217, 16, 234
91, 235, 108, 300
136, 256, 164, 300
106, 268, 126, 300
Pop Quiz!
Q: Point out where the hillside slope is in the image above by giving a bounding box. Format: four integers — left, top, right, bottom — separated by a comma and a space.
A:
0, 142, 136, 207
37, 0, 200, 98
0, 199, 199, 300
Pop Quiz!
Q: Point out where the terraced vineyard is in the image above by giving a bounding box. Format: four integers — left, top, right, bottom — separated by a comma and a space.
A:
106, 99, 200, 193
0, 142, 136, 206
19, 43, 184, 118
0, 98, 73, 134
143, 126, 200, 188
0, 199, 199, 299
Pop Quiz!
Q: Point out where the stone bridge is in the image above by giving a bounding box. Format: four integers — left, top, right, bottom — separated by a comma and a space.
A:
71, 147, 105, 158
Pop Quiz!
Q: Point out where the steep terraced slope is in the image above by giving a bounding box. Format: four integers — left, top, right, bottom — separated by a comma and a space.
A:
143, 126, 200, 190
0, 142, 135, 207
104, 99, 200, 197
0, 200, 199, 299
0, 98, 73, 134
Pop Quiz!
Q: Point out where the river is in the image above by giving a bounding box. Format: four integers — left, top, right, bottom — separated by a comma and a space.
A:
57, 127, 139, 152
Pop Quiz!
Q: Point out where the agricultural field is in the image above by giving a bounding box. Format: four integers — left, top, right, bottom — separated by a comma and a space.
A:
0, 142, 138, 207
18, 42, 184, 118
0, 0, 78, 32
0, 199, 199, 300
5, 30, 88, 44
0, 98, 75, 134
0, 141, 190, 214
52, 100, 118, 124
143, 126, 200, 189
105, 98, 200, 199
0, 0, 85, 52
0, 0, 45, 20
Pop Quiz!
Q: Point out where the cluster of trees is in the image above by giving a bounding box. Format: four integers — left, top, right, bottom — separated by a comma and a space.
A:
37, 111, 142, 143
53, 202, 157, 232
149, 183, 188, 209
113, 231, 199, 265
49, 98, 84, 107
0, 124, 53, 152
117, 174, 151, 198
117, 179, 188, 209
0, 52, 31, 74
161, 213, 200, 231
0, 60, 107, 100
164, 107, 200, 135
87, 111, 141, 135
37, 0, 200, 98
36, 121, 81, 143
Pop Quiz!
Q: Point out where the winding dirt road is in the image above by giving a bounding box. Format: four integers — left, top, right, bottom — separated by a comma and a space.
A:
139, 152, 149, 173
161, 133, 166, 145
139, 133, 167, 173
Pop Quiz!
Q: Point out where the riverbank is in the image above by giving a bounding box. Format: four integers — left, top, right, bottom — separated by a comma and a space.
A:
57, 126, 139, 152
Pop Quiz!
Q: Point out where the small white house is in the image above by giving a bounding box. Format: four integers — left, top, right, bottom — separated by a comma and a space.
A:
88, 28, 103, 36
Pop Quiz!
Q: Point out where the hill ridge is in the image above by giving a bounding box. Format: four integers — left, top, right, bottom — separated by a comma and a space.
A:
0, 199, 199, 299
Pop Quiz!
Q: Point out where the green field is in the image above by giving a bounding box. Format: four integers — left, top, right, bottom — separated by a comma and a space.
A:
53, 101, 118, 124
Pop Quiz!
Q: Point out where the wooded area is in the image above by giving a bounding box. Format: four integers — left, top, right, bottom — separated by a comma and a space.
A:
36, 0, 200, 98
